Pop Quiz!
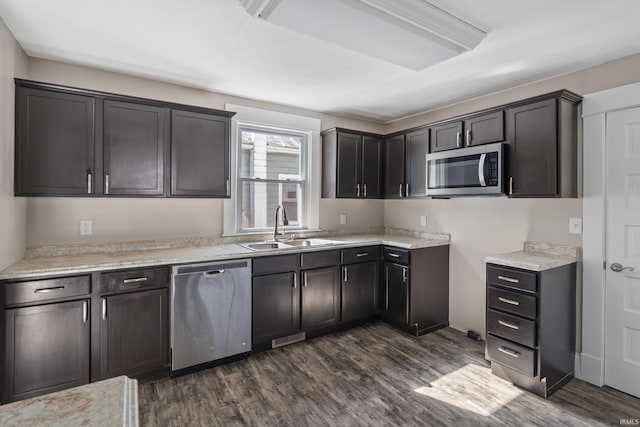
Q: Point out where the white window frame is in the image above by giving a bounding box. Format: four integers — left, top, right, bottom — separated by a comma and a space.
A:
223, 104, 321, 236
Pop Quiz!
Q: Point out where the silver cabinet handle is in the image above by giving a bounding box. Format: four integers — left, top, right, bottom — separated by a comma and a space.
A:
344, 267, 348, 283
610, 263, 634, 272
456, 131, 461, 148
105, 174, 110, 195
87, 173, 92, 194
356, 183, 361, 197
34, 286, 65, 293
293, 273, 297, 289
83, 301, 88, 323
405, 183, 410, 197
356, 252, 369, 257
466, 129, 472, 146
498, 297, 520, 306
388, 253, 400, 258
123, 277, 148, 284
102, 298, 107, 320
498, 320, 519, 330
509, 176, 514, 195
399, 183, 403, 197
303, 272, 308, 287
498, 275, 519, 284
402, 267, 408, 283
226, 179, 230, 196
363, 183, 367, 198
498, 346, 520, 358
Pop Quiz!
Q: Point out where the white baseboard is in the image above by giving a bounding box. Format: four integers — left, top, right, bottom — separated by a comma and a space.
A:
576, 352, 604, 386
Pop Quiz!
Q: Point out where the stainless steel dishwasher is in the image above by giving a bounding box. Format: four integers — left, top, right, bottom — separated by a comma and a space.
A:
171, 259, 251, 374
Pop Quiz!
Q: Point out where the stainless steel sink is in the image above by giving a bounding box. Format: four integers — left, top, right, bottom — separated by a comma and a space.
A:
239, 238, 342, 251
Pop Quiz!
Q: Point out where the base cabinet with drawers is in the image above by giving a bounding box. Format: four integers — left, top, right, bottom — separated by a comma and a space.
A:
341, 246, 380, 322
382, 245, 450, 336
485, 262, 576, 398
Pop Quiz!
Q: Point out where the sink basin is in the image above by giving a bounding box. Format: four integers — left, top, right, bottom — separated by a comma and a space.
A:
239, 238, 342, 251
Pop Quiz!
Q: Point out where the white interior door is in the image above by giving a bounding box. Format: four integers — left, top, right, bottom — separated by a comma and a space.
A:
604, 107, 640, 398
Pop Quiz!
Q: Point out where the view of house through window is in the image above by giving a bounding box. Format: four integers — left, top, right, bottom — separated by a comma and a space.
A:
238, 126, 306, 232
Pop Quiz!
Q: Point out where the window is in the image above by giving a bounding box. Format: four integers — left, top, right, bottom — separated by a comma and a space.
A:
237, 125, 307, 232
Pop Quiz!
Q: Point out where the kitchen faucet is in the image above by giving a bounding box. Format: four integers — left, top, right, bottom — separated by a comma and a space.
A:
273, 205, 289, 241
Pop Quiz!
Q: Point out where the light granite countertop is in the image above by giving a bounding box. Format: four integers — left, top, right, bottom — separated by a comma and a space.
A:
0, 376, 138, 426
485, 241, 579, 272
0, 232, 450, 281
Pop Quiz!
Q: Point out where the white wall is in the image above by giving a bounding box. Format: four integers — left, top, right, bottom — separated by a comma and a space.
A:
23, 59, 386, 246
0, 18, 28, 269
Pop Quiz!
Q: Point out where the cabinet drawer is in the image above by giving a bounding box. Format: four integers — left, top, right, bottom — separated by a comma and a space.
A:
487, 286, 536, 319
101, 267, 169, 294
383, 246, 409, 264
342, 246, 380, 264
487, 309, 536, 348
300, 250, 339, 269
487, 265, 537, 293
253, 254, 298, 275
4, 276, 91, 305
487, 334, 536, 377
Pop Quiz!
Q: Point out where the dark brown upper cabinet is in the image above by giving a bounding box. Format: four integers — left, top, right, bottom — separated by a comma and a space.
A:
103, 100, 167, 196
171, 109, 230, 197
321, 128, 383, 199
15, 86, 96, 196
505, 92, 580, 198
383, 128, 428, 198
14, 79, 235, 198
430, 111, 503, 152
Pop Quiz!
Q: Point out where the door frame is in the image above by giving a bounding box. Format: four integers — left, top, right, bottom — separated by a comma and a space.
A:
581, 81, 640, 386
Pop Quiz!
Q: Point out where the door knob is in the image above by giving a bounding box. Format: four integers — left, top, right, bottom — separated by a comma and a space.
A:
610, 263, 634, 272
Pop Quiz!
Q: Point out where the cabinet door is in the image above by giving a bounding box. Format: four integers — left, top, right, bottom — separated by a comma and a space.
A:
464, 111, 504, 147
430, 121, 462, 152
385, 262, 409, 325
252, 272, 300, 345
100, 289, 168, 379
361, 136, 383, 198
506, 99, 557, 197
3, 300, 90, 402
171, 109, 229, 197
15, 87, 95, 196
301, 267, 340, 331
405, 128, 429, 198
336, 132, 362, 198
384, 135, 405, 198
103, 100, 166, 195
342, 261, 379, 322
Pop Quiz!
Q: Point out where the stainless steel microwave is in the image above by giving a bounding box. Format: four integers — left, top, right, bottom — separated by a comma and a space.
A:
426, 142, 505, 197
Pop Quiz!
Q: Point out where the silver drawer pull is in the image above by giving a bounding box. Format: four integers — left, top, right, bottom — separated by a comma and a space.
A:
498, 275, 519, 284
498, 346, 520, 358
204, 270, 225, 276
123, 277, 148, 284
498, 320, 519, 330
498, 297, 520, 306
388, 253, 400, 258
34, 286, 65, 293
356, 252, 369, 257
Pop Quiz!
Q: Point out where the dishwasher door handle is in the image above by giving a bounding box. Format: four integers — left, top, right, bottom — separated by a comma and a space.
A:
204, 270, 225, 276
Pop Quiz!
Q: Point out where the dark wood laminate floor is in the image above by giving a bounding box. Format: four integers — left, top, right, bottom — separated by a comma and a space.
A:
139, 322, 639, 426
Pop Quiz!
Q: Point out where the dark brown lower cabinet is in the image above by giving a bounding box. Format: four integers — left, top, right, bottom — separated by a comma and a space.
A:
99, 289, 168, 379
252, 271, 300, 345
301, 267, 340, 331
3, 300, 90, 403
384, 262, 409, 325
342, 261, 379, 322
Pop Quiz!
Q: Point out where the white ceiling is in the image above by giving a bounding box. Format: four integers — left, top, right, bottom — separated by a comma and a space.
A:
2, 0, 640, 122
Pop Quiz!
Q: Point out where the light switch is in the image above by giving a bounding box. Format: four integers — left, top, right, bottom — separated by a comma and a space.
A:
569, 217, 582, 234
340, 214, 347, 225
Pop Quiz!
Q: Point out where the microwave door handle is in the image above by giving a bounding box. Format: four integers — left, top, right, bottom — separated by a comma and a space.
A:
478, 153, 487, 187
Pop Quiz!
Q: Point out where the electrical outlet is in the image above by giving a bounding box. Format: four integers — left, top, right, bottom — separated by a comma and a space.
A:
569, 217, 582, 234
80, 220, 93, 236
339, 214, 347, 225
420, 215, 427, 227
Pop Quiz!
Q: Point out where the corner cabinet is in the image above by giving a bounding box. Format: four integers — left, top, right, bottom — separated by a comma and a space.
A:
14, 79, 235, 198
505, 91, 580, 197
321, 128, 383, 199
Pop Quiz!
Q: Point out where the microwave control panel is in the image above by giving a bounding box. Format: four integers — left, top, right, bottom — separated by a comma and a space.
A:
487, 153, 499, 186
